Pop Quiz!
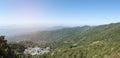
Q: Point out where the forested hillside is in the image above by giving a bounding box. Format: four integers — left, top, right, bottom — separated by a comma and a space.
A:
37, 23, 120, 58
10, 26, 92, 47
1, 23, 120, 58
0, 36, 23, 58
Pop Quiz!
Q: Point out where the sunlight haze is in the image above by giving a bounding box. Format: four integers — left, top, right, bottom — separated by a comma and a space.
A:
0, 0, 120, 26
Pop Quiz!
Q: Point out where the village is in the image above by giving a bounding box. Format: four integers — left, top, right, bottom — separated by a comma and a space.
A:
24, 47, 50, 56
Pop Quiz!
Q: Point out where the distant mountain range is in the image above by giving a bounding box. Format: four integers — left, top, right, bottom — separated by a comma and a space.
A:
8, 22, 120, 46
6, 23, 120, 43
0, 26, 65, 40
9, 25, 92, 43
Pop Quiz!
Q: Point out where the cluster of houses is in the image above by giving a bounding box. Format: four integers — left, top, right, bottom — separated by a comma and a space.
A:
24, 47, 50, 56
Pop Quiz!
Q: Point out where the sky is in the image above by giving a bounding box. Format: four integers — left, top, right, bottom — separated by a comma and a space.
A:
0, 0, 120, 27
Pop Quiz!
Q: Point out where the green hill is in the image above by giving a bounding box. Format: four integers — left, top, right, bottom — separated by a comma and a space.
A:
7, 23, 120, 58
11, 26, 92, 47
36, 23, 120, 58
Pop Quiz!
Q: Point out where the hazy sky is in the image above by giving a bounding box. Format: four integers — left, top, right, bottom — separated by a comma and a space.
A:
0, 0, 120, 26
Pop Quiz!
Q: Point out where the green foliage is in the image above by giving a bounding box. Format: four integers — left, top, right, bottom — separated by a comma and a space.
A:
0, 36, 18, 58
12, 26, 92, 48
38, 23, 120, 58
1, 23, 120, 58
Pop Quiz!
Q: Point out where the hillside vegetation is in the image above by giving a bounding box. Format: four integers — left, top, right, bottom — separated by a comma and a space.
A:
37, 23, 120, 58
11, 26, 92, 47
0, 36, 24, 58
1, 23, 120, 58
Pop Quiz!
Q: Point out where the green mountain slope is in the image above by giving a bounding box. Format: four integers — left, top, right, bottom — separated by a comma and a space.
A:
11, 26, 92, 46
9, 23, 120, 58
37, 23, 120, 58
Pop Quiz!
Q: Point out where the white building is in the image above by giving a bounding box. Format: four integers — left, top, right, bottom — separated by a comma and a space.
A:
24, 47, 50, 56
